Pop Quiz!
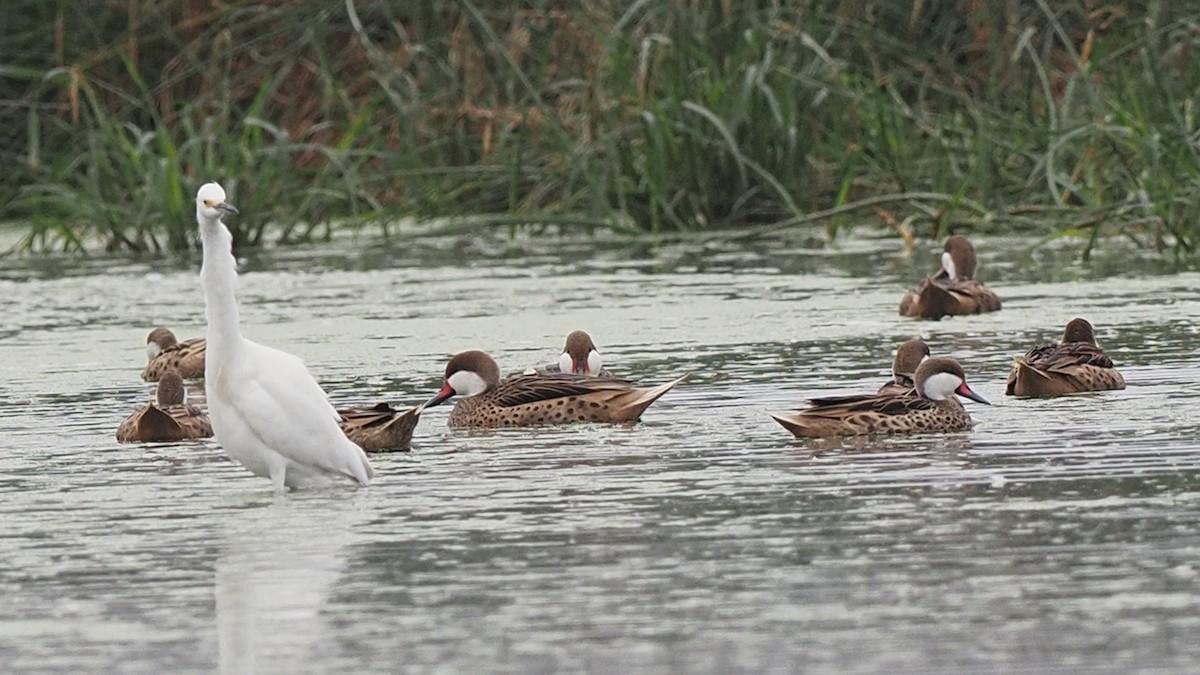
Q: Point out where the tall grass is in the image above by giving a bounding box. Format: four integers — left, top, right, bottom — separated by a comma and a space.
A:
1, 1, 1198, 256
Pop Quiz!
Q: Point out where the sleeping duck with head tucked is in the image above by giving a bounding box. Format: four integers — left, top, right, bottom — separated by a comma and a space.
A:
1006, 318, 1126, 398
142, 327, 206, 382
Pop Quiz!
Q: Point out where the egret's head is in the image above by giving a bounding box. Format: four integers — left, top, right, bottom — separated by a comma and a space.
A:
196, 183, 238, 222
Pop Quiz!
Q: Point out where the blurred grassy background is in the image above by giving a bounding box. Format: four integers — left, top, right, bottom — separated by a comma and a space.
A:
1, 0, 1197, 256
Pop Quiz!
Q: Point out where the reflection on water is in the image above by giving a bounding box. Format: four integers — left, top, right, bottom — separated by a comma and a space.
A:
2, 232, 1200, 672
216, 496, 365, 674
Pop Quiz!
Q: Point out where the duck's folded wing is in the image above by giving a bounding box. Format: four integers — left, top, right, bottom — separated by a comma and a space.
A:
804, 392, 932, 417
174, 338, 207, 360
1052, 343, 1115, 369
1026, 342, 1114, 370
947, 280, 1002, 312
492, 374, 633, 407
338, 402, 416, 431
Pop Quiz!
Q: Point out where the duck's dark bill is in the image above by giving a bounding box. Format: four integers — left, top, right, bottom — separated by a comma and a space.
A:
957, 383, 991, 405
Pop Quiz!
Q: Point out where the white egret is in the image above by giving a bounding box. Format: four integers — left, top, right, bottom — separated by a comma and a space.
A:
195, 182, 373, 491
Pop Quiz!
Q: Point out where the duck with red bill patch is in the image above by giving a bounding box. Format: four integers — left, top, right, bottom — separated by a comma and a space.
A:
518, 330, 614, 377
771, 356, 990, 438
423, 349, 683, 427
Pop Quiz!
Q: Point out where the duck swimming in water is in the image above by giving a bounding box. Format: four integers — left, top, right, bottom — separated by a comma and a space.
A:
424, 350, 683, 427
899, 235, 1002, 320
142, 327, 206, 381
520, 330, 614, 377
116, 370, 213, 443
771, 356, 990, 438
876, 337, 932, 396
337, 402, 422, 452
1006, 318, 1126, 397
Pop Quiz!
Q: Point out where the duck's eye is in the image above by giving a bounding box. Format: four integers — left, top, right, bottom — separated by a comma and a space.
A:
203, 200, 212, 207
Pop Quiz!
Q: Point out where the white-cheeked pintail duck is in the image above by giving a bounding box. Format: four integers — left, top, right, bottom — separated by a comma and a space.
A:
1006, 317, 1126, 397
116, 370, 213, 442
876, 337, 931, 396
899, 235, 1002, 320
771, 356, 990, 438
142, 327, 206, 381
337, 402, 422, 452
521, 330, 614, 377
423, 350, 683, 427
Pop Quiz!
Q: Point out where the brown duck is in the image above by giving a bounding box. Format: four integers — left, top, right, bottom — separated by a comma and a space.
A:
423, 350, 683, 427
899, 235, 1001, 320
337, 402, 422, 452
142, 327, 206, 381
1006, 318, 1126, 397
519, 330, 614, 377
116, 371, 213, 442
771, 356, 990, 438
876, 338, 931, 395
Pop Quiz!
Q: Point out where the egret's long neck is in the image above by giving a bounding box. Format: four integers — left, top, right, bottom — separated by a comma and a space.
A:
199, 216, 244, 358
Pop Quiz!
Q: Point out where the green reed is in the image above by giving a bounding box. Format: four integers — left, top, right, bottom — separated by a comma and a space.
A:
0, 1, 1197, 257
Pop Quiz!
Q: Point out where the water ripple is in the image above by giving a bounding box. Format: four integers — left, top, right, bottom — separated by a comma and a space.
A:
2, 234, 1200, 673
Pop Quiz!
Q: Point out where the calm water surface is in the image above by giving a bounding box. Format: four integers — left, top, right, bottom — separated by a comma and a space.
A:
2, 232, 1200, 673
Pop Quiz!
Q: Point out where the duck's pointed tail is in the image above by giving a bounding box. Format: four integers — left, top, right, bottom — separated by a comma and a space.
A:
608, 374, 687, 422
770, 413, 808, 437
118, 405, 187, 442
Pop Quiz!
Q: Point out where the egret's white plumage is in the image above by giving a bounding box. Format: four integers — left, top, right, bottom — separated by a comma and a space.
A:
195, 182, 373, 491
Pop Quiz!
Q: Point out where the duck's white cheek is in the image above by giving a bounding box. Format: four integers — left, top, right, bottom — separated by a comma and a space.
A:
447, 370, 489, 397
586, 350, 602, 375
921, 372, 963, 401
147, 344, 162, 360
558, 352, 573, 374
941, 251, 957, 279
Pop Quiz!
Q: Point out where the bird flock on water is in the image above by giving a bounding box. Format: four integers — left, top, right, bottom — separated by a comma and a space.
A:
117, 183, 1126, 492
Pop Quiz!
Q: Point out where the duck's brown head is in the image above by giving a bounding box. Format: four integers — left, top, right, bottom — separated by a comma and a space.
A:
935, 235, 979, 281
892, 338, 931, 380
156, 370, 186, 406
146, 327, 178, 361
422, 350, 502, 409
1062, 318, 1097, 345
559, 330, 602, 375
